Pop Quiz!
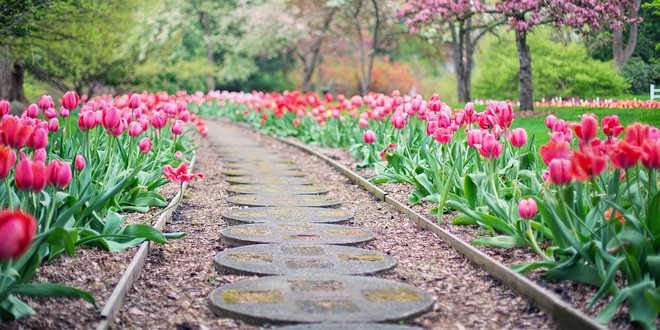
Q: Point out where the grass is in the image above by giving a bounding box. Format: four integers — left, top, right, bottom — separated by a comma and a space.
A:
513, 107, 660, 147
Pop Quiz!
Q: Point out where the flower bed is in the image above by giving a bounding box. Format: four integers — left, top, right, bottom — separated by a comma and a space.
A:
200, 90, 660, 329
0, 91, 205, 321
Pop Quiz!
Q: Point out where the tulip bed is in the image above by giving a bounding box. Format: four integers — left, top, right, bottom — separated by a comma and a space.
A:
200, 90, 660, 329
0, 92, 206, 320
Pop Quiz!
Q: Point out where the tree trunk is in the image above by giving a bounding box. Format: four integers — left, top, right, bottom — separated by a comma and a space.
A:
302, 8, 337, 92
613, 0, 641, 69
0, 47, 28, 103
450, 24, 471, 103
515, 29, 533, 111
200, 11, 215, 92
366, 0, 380, 94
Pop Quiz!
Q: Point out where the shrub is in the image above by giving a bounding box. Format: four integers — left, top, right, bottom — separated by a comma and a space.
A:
473, 29, 629, 100
621, 57, 660, 94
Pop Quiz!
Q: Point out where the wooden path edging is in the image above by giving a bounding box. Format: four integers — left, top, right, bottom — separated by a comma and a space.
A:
270, 135, 606, 330
95, 155, 196, 330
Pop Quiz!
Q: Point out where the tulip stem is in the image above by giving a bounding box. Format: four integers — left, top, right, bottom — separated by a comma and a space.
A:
526, 224, 550, 260
4, 178, 13, 210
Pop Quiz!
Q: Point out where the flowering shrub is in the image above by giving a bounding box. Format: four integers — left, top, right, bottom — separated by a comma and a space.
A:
203, 89, 660, 328
0, 91, 207, 319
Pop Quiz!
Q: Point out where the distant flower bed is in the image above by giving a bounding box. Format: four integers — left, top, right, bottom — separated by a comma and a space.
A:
474, 97, 660, 109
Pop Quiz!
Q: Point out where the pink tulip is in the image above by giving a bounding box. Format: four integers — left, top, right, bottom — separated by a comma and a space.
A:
150, 111, 167, 129
433, 128, 453, 144
139, 137, 153, 154
28, 127, 48, 150
0, 210, 37, 261
74, 155, 86, 171
0, 99, 9, 117
545, 115, 557, 130
509, 128, 528, 147
548, 158, 572, 185
48, 118, 59, 132
477, 133, 502, 159
59, 106, 70, 118
46, 159, 72, 189
25, 104, 39, 118
128, 94, 141, 109
363, 130, 376, 144
15, 153, 47, 192
518, 198, 538, 220
171, 120, 184, 136
467, 129, 484, 148
61, 91, 79, 110
102, 107, 121, 131
44, 107, 58, 119
38, 95, 54, 110
33, 149, 46, 162
0, 145, 16, 179
128, 121, 142, 137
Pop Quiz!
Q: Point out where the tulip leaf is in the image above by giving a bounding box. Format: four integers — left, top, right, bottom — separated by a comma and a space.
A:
510, 260, 557, 274
0, 295, 35, 320
546, 261, 602, 287
46, 227, 76, 257
472, 235, 528, 248
102, 211, 125, 235
11, 284, 96, 308
463, 175, 477, 209
121, 224, 167, 244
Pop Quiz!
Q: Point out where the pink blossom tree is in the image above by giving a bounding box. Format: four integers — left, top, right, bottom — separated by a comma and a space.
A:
494, 0, 640, 110
399, 0, 502, 103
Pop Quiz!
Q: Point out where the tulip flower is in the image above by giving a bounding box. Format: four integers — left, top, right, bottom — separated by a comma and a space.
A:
604, 208, 625, 225
545, 115, 557, 130
128, 121, 142, 137
0, 99, 9, 117
61, 91, 80, 110
539, 141, 571, 165
363, 130, 376, 144
171, 120, 184, 136
0, 145, 16, 179
150, 110, 167, 129
139, 137, 153, 154
625, 123, 650, 147
518, 198, 538, 220
15, 153, 47, 192
570, 150, 607, 181
572, 114, 598, 143
609, 140, 641, 169
28, 127, 49, 150
38, 95, 54, 110
477, 133, 502, 159
548, 158, 572, 185
102, 107, 121, 131
44, 107, 58, 119
25, 104, 39, 118
128, 94, 141, 109
77, 110, 98, 130
59, 106, 70, 118
433, 128, 453, 144
46, 159, 72, 189
0, 210, 37, 261
467, 129, 484, 148
509, 128, 528, 147
0, 116, 33, 149
163, 162, 203, 183
641, 140, 660, 169
48, 118, 60, 132
33, 148, 46, 163
74, 155, 86, 171
602, 115, 624, 138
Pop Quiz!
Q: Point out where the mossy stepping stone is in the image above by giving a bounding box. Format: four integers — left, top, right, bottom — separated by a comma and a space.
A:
227, 194, 341, 207
220, 223, 374, 246
222, 207, 352, 224
226, 176, 314, 185
227, 184, 328, 195
225, 163, 299, 170
222, 169, 305, 177
222, 158, 294, 165
215, 244, 396, 276
208, 274, 434, 324
276, 324, 421, 330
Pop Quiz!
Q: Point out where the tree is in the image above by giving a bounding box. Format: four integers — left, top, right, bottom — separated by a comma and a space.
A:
400, 0, 501, 102
613, 0, 642, 69
494, 0, 640, 110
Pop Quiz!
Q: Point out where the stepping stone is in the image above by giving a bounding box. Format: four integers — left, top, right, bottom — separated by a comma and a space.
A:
227, 184, 328, 195
222, 207, 352, 224
226, 176, 313, 185
225, 163, 300, 170
220, 223, 375, 246
208, 274, 434, 324
214, 244, 396, 276
222, 169, 305, 177
276, 324, 421, 330
227, 194, 341, 208
222, 158, 295, 165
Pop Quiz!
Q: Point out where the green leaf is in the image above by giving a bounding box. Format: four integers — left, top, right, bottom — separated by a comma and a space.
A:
510, 260, 557, 274
463, 175, 477, 209
80, 165, 142, 219
102, 211, 126, 235
472, 235, 529, 248
46, 227, 76, 257
121, 224, 167, 244
452, 214, 477, 226
11, 284, 97, 308
546, 261, 602, 287
164, 232, 186, 239
588, 257, 625, 309
0, 295, 35, 320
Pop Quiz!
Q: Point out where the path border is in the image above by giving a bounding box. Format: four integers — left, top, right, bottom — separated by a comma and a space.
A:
95, 155, 196, 330
264, 134, 605, 330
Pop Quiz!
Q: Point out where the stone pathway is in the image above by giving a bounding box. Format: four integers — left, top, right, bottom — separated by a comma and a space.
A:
208, 125, 433, 328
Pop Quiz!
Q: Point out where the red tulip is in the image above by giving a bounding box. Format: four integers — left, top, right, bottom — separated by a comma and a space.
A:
518, 198, 538, 220
15, 153, 47, 192
0, 145, 16, 179
363, 130, 376, 144
570, 150, 607, 181
171, 120, 184, 136
28, 127, 48, 150
61, 91, 80, 110
509, 128, 528, 147
325, 93, 334, 103
0, 210, 37, 261
609, 140, 641, 169
74, 154, 86, 171
0, 99, 9, 117
539, 141, 571, 165
477, 133, 502, 159
0, 116, 33, 149
128, 94, 141, 109
46, 159, 72, 189
625, 123, 650, 147
139, 137, 153, 154
641, 140, 660, 169
496, 101, 514, 128
163, 162, 203, 183
548, 158, 572, 185
38, 95, 54, 110
433, 127, 453, 144
602, 115, 624, 138
572, 114, 598, 143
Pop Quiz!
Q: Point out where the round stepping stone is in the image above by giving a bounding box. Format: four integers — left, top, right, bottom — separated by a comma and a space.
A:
220, 223, 374, 246
227, 184, 328, 195
225, 163, 299, 170
222, 169, 305, 177
222, 158, 294, 165
208, 274, 434, 324
215, 244, 395, 276
226, 176, 313, 185
227, 194, 341, 208
222, 207, 352, 224
277, 324, 421, 330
